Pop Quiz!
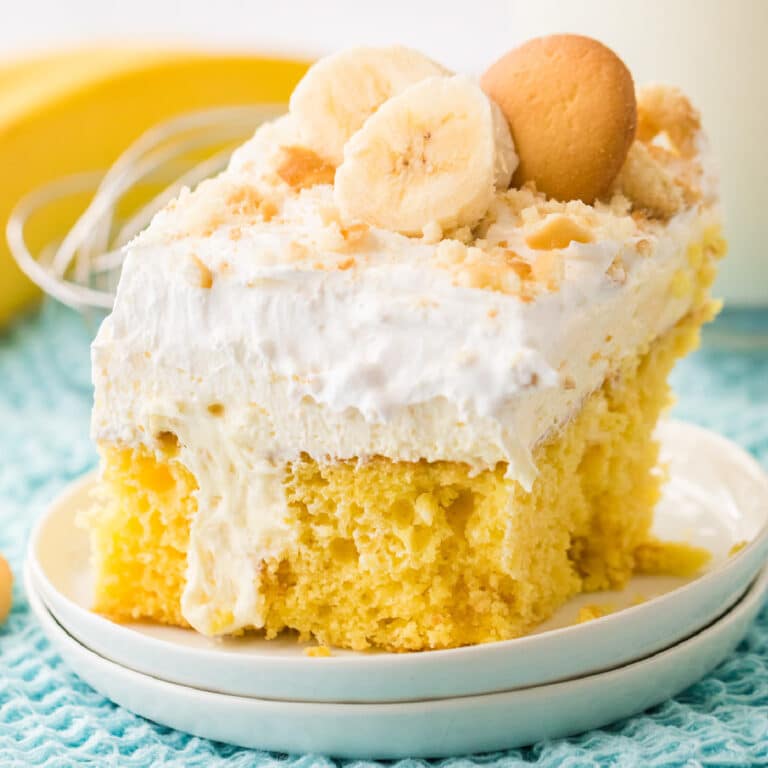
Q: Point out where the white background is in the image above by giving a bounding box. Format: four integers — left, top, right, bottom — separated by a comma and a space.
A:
2, 0, 766, 302
5, 0, 533, 71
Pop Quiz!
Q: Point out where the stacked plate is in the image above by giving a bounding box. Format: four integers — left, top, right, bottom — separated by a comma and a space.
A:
25, 421, 768, 759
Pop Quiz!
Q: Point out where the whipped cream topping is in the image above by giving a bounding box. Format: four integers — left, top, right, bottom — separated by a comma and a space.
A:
91, 99, 719, 635
94, 185, 715, 478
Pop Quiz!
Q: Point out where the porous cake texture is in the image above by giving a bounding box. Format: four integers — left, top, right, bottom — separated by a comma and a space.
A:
87, 40, 725, 651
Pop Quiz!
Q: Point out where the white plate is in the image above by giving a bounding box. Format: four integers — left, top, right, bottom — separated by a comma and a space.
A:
28, 420, 768, 703
25, 559, 768, 759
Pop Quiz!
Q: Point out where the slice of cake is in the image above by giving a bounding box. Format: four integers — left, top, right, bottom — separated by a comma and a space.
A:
87, 36, 725, 651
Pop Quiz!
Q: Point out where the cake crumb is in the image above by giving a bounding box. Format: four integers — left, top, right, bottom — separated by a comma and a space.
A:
634, 539, 712, 578
304, 645, 333, 658
670, 269, 692, 298
729, 541, 748, 556
577, 604, 613, 623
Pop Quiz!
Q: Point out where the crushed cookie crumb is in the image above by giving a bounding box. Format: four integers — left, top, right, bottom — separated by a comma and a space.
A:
337, 257, 356, 270
487, 307, 499, 319
188, 255, 213, 289
207, 403, 225, 417
316, 221, 370, 254
229, 226, 242, 241
259, 199, 279, 222
613, 141, 683, 219
531, 251, 564, 290
525, 214, 593, 251
442, 245, 530, 296
637, 84, 701, 158
319, 204, 342, 226
288, 241, 310, 262
277, 145, 336, 190
563, 375, 576, 390
509, 260, 533, 281
451, 225, 473, 244
422, 221, 443, 244
340, 223, 369, 246
435, 239, 467, 265
226, 185, 263, 217
636, 238, 652, 256
606, 255, 627, 284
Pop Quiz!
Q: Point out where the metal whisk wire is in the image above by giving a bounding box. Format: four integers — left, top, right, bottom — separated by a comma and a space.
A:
6, 104, 284, 312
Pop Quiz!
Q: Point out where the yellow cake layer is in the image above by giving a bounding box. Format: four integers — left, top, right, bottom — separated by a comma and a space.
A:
88, 231, 724, 651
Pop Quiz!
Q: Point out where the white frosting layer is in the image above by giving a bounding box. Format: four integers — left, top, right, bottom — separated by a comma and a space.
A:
91, 118, 719, 635
93, 188, 714, 479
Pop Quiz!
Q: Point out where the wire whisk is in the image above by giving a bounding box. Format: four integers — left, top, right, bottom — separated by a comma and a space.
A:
6, 104, 284, 312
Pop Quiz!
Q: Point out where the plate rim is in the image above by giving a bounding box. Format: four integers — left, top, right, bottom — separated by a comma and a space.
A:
27, 418, 768, 702
23, 556, 768, 757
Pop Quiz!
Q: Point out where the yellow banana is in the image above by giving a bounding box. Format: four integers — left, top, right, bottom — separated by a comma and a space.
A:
0, 49, 309, 327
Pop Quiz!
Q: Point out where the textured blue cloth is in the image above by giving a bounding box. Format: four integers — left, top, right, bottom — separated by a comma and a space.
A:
1, 302, 768, 767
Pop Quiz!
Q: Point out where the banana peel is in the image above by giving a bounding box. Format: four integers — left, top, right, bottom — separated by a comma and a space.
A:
0, 49, 309, 327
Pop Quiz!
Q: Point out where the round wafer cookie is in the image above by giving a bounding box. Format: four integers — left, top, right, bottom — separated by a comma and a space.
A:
482, 34, 637, 203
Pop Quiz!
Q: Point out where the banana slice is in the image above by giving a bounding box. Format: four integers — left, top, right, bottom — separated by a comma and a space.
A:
334, 75, 517, 236
491, 100, 518, 190
289, 46, 449, 165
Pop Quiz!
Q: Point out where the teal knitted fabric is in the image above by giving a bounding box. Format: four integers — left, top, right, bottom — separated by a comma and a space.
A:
2, 302, 767, 767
